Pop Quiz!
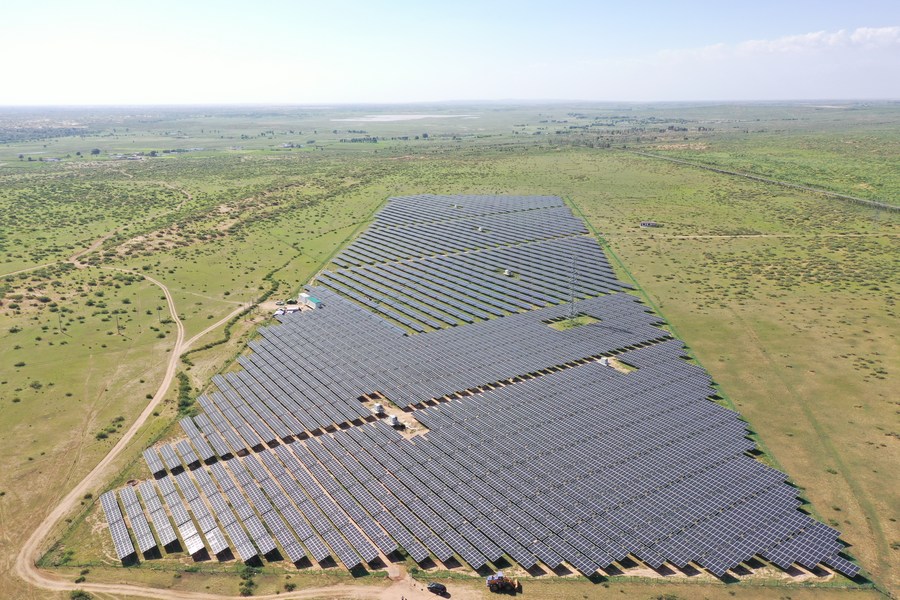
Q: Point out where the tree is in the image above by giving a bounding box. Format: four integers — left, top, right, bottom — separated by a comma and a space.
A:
18, 154, 23, 160
90, 148, 101, 156
422, 133, 429, 139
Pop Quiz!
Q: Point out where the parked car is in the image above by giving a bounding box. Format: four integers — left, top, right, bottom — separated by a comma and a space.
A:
427, 581, 447, 595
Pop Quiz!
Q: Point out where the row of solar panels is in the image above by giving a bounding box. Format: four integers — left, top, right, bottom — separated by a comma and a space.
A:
335, 214, 578, 269
140, 329, 669, 480
110, 435, 422, 569
130, 354, 696, 561
268, 288, 657, 361
371, 194, 565, 229
114, 424, 857, 579
99, 491, 135, 560
167, 332, 852, 580
221, 338, 856, 576
116, 338, 855, 578
255, 293, 667, 412
333, 205, 587, 267
320, 199, 627, 339
320, 237, 630, 332
405, 346, 857, 577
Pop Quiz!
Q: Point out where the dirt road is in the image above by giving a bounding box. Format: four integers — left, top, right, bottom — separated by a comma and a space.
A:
160, 182, 194, 210
0, 229, 114, 277
0, 262, 55, 278
14, 269, 251, 599
69, 232, 117, 266
13, 268, 183, 593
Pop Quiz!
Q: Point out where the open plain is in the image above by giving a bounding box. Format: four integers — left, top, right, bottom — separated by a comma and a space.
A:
0, 103, 897, 599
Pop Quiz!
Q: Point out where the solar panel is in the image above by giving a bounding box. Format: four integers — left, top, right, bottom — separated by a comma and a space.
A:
159, 444, 181, 471
183, 532, 205, 556
143, 447, 166, 475
205, 526, 230, 555
119, 488, 156, 554
175, 438, 200, 467
101, 195, 857, 580
99, 491, 135, 560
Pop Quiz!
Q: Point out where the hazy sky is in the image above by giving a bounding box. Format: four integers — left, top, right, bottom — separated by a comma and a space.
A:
2, 0, 898, 104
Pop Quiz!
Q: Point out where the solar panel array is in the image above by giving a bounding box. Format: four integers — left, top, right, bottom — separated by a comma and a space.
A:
370, 194, 564, 228
231, 292, 667, 423
324, 195, 624, 332
99, 491, 135, 560
334, 204, 586, 267
119, 486, 157, 554
137, 480, 178, 548
319, 236, 628, 332
99, 195, 858, 581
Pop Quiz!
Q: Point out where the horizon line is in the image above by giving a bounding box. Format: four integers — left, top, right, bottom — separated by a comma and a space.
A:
1, 98, 899, 110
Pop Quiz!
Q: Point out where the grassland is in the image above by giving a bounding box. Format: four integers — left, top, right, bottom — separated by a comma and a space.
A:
644, 104, 900, 204
0, 102, 897, 599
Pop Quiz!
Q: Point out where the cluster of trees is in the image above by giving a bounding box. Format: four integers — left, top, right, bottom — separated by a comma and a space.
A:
340, 133, 429, 143
17, 149, 100, 161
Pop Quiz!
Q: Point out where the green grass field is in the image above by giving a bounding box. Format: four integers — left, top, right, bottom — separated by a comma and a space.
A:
1, 102, 897, 599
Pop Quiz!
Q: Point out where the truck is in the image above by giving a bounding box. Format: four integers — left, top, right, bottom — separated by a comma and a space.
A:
486, 571, 520, 594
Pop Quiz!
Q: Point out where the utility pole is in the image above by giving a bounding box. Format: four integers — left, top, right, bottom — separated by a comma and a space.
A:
115, 314, 121, 335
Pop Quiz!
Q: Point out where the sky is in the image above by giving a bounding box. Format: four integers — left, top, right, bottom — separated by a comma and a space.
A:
1, 0, 898, 105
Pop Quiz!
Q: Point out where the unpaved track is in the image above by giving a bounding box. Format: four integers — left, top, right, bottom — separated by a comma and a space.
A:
183, 303, 249, 350
0, 262, 55, 278
725, 306, 892, 586
14, 270, 262, 599
3, 178, 191, 279
14, 268, 182, 595
69, 232, 117, 265
0, 229, 114, 277
160, 182, 194, 210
